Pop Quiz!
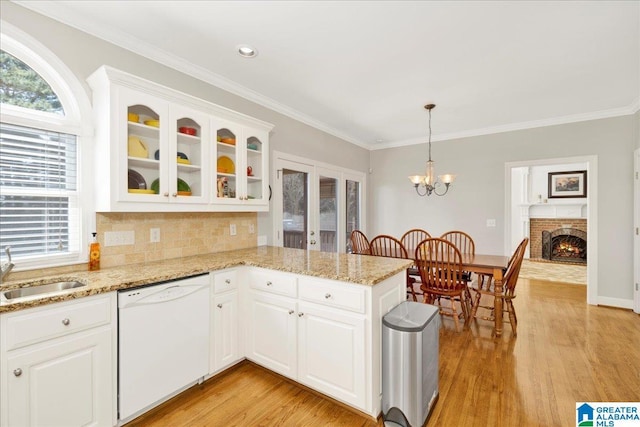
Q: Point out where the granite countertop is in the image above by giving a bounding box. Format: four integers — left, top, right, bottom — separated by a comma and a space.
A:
0, 246, 412, 313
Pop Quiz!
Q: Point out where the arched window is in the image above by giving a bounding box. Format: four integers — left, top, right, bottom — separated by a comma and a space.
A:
0, 24, 92, 271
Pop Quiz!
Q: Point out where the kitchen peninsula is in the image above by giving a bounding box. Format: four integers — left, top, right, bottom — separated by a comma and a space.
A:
0, 247, 412, 425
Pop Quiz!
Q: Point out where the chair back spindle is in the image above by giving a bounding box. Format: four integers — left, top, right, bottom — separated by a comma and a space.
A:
350, 230, 370, 255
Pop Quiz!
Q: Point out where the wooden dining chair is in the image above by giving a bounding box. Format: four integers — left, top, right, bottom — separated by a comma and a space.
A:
440, 230, 475, 254
469, 237, 529, 335
400, 229, 431, 301
349, 230, 370, 255
415, 238, 470, 331
440, 230, 484, 290
401, 229, 431, 257
369, 235, 418, 301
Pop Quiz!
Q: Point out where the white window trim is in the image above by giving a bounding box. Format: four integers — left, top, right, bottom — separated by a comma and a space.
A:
1, 21, 95, 271
272, 150, 367, 253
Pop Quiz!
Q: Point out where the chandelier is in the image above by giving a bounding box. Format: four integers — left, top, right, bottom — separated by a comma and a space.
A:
408, 104, 456, 196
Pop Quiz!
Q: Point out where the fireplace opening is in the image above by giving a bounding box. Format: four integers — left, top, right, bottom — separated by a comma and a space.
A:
542, 228, 587, 264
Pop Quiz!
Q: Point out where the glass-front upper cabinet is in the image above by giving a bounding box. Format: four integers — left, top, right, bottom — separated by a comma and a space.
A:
88, 65, 271, 212
121, 90, 208, 205
213, 121, 268, 206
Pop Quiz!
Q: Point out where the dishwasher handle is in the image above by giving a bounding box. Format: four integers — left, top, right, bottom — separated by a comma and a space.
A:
122, 284, 206, 307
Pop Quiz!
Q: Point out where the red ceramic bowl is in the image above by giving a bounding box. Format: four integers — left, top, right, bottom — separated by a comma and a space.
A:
179, 126, 197, 136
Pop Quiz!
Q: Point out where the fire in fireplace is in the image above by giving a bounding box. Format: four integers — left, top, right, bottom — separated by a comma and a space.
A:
542, 227, 587, 264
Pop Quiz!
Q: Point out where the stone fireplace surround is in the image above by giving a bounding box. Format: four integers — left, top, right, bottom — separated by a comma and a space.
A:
529, 218, 587, 262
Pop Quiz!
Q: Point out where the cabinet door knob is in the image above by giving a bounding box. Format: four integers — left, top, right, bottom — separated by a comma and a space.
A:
62, 318, 70, 326
288, 310, 294, 315
324, 293, 331, 299
217, 304, 223, 309
266, 281, 272, 286
163, 192, 169, 197
225, 279, 231, 284
172, 193, 178, 197
13, 368, 22, 377
298, 312, 304, 317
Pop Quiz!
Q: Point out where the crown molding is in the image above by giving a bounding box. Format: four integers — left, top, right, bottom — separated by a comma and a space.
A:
371, 102, 640, 151
12, 0, 372, 150
13, 1, 640, 152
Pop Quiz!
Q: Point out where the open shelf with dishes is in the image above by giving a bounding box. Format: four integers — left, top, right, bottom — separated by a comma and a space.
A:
88, 65, 272, 212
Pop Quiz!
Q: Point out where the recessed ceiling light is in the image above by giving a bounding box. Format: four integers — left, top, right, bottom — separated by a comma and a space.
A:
237, 45, 258, 58
376, 139, 384, 143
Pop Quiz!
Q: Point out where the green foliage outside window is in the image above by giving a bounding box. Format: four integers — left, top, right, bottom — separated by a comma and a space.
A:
0, 50, 64, 115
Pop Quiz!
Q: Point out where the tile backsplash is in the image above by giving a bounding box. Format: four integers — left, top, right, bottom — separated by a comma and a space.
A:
97, 212, 257, 268
6, 212, 257, 282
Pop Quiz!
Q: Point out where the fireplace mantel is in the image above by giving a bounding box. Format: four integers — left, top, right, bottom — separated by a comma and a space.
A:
520, 202, 587, 219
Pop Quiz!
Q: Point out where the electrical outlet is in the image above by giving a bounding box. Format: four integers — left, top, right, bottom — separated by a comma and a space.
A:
249, 223, 255, 234
486, 219, 496, 227
230, 224, 237, 236
104, 231, 135, 247
150, 228, 161, 243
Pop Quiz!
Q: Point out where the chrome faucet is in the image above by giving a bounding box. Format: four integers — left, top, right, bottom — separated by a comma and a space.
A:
1, 247, 14, 283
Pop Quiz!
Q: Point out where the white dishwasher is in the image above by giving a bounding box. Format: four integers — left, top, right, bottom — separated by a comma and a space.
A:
118, 274, 210, 422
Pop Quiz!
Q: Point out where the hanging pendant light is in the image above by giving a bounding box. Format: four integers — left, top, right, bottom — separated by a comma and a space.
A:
408, 104, 456, 196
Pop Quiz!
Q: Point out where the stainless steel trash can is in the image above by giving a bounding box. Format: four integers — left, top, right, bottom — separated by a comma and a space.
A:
382, 301, 440, 427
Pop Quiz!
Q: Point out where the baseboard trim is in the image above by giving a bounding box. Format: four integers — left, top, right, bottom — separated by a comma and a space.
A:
597, 296, 634, 309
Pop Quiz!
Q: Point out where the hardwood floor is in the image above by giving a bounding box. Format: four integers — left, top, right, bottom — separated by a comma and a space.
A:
125, 278, 640, 427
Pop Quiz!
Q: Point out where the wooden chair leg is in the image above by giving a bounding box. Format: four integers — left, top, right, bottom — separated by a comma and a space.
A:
450, 298, 460, 332
470, 290, 481, 318
506, 300, 517, 334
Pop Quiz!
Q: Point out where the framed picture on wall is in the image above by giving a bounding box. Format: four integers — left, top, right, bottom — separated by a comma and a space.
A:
548, 170, 587, 198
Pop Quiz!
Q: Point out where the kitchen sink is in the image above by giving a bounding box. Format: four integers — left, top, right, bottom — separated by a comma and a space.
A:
1, 280, 87, 302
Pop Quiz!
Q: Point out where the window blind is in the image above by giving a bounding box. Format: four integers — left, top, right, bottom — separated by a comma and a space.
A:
0, 122, 79, 258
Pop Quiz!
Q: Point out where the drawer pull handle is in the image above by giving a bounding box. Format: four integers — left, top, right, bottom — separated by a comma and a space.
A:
288, 310, 294, 315
225, 279, 231, 284
62, 318, 70, 326
13, 368, 22, 377
324, 293, 331, 299
266, 281, 272, 286
217, 304, 223, 309
298, 312, 304, 317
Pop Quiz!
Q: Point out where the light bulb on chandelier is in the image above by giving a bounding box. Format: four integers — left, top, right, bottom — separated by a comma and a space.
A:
408, 104, 456, 196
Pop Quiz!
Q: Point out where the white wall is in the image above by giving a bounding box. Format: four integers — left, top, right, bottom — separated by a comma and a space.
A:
370, 115, 636, 301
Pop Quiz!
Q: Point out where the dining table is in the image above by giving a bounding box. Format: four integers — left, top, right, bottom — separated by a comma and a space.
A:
458, 253, 510, 337
365, 241, 511, 337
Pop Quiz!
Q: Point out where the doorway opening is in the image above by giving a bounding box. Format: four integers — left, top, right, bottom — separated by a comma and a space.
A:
505, 156, 597, 305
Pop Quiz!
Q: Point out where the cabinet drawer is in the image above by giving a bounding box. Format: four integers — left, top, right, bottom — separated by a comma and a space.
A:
298, 278, 366, 314
4, 293, 113, 351
212, 269, 238, 294
249, 269, 297, 298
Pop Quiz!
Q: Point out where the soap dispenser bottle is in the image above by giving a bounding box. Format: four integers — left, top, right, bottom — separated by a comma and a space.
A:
89, 232, 100, 271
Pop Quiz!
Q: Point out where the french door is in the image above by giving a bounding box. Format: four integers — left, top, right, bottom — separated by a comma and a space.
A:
273, 153, 365, 253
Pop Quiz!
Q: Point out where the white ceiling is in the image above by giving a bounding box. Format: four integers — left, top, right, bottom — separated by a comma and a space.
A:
15, 1, 640, 149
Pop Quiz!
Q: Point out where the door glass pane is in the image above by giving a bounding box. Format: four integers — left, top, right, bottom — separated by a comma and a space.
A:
319, 176, 338, 252
346, 180, 361, 252
283, 169, 308, 249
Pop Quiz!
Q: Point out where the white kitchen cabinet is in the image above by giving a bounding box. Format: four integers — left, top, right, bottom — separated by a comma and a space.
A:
297, 301, 365, 409
246, 290, 298, 379
0, 293, 116, 427
245, 268, 367, 410
88, 65, 272, 212
210, 269, 241, 374
213, 120, 269, 206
